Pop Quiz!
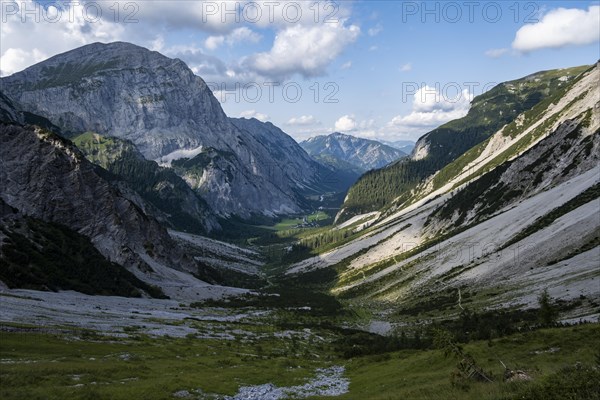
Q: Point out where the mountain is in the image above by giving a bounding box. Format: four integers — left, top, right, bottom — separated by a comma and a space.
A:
0, 42, 334, 219
378, 139, 415, 155
300, 132, 407, 172
287, 62, 599, 315
72, 132, 219, 234
0, 198, 166, 298
338, 64, 592, 222
0, 121, 216, 295
228, 118, 359, 194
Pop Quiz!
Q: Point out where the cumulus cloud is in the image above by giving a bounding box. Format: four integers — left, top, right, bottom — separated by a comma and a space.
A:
244, 21, 360, 80
204, 36, 225, 50
0, 48, 47, 77
240, 110, 270, 121
388, 85, 472, 133
334, 115, 357, 132
205, 27, 262, 50
0, 0, 127, 76
286, 115, 320, 126
512, 6, 600, 52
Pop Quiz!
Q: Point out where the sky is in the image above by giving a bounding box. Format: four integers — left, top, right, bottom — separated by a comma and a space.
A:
1, 1, 599, 142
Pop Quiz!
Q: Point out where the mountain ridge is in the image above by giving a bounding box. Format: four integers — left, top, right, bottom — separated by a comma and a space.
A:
300, 132, 407, 172
0, 42, 340, 219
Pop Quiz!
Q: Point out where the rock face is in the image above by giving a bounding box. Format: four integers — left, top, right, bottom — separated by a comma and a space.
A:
0, 123, 195, 276
1, 42, 325, 218
73, 132, 219, 233
300, 132, 407, 172
229, 117, 331, 193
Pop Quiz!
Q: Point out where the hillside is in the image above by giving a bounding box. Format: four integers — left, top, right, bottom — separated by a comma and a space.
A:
73, 132, 219, 234
338, 65, 592, 222
287, 63, 599, 319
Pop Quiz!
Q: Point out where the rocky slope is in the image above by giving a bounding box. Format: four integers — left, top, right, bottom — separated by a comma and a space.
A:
230, 118, 359, 193
1, 42, 331, 218
0, 198, 166, 298
288, 62, 599, 319
73, 132, 219, 233
339, 65, 592, 221
300, 133, 407, 172
0, 120, 221, 299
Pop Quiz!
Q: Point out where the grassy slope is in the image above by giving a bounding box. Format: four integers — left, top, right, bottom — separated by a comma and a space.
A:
0, 324, 597, 400
329, 324, 600, 400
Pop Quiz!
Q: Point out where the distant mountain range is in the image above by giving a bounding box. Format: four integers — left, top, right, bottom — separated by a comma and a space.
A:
300, 132, 408, 172
377, 139, 415, 155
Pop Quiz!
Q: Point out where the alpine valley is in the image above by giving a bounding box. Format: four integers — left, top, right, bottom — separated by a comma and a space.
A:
1, 40, 599, 400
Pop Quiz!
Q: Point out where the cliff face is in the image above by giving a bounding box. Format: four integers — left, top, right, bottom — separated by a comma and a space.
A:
1, 42, 326, 218
0, 123, 195, 276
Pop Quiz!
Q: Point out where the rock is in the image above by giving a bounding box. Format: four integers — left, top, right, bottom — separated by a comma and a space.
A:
0, 123, 195, 278
1, 42, 330, 218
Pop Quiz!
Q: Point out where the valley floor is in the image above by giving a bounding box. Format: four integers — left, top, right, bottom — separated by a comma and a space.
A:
1, 288, 599, 400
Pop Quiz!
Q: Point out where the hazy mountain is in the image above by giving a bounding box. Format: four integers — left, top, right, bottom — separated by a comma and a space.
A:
378, 139, 415, 155
300, 132, 407, 172
0, 42, 336, 219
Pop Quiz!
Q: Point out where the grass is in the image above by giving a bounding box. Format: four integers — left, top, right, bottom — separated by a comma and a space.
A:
265, 211, 331, 231
321, 324, 600, 400
1, 323, 598, 400
0, 325, 334, 400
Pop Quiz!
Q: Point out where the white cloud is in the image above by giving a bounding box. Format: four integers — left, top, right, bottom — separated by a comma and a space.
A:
387, 85, 472, 134
240, 110, 270, 122
105, 0, 243, 34
399, 63, 412, 72
334, 115, 357, 131
341, 61, 352, 70
245, 21, 360, 79
0, 0, 125, 76
204, 36, 226, 51
368, 24, 383, 37
484, 48, 508, 58
369, 45, 378, 52
286, 115, 320, 126
149, 36, 165, 52
512, 6, 600, 52
205, 27, 262, 50
0, 48, 47, 77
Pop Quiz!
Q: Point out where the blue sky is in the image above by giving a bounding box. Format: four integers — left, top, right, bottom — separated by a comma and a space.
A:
1, 1, 599, 142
